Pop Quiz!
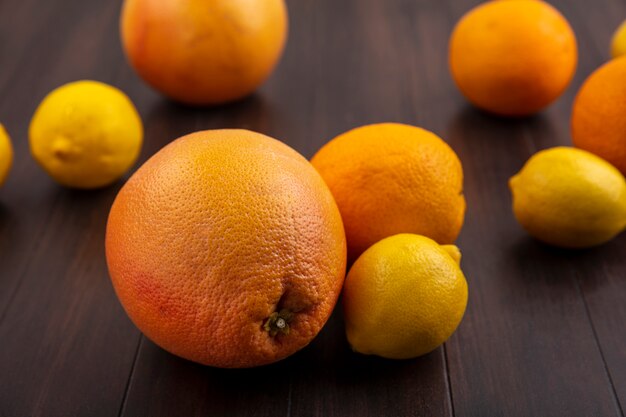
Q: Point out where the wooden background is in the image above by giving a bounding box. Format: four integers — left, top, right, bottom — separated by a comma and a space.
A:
0, 0, 625, 416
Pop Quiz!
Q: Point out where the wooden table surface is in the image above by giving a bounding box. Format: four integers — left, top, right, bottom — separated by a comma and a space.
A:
1, 0, 625, 416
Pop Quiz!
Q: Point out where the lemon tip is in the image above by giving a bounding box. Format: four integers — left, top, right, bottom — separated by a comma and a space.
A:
441, 245, 462, 264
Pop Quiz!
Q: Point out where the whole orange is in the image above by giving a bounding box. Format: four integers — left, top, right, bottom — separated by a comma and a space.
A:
105, 130, 346, 368
120, 0, 288, 106
311, 123, 465, 261
449, 0, 577, 116
572, 56, 626, 175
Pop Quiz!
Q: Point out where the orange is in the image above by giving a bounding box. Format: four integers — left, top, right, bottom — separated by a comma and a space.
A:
311, 123, 465, 261
572, 56, 626, 175
105, 130, 347, 368
121, 0, 288, 106
449, 0, 577, 116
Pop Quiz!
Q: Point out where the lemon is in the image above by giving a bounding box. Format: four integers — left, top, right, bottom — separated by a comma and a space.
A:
510, 147, 626, 248
29, 80, 143, 189
611, 20, 626, 59
343, 234, 468, 359
0, 124, 13, 187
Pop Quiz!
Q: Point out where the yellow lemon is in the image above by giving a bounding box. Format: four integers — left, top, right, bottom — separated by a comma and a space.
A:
510, 147, 626, 248
343, 234, 468, 359
0, 124, 13, 187
29, 80, 143, 189
611, 20, 626, 59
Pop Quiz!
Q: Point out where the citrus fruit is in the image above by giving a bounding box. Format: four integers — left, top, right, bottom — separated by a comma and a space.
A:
29, 80, 143, 189
343, 233, 468, 359
449, 0, 577, 116
572, 56, 626, 175
611, 20, 626, 59
509, 147, 626, 248
105, 129, 347, 368
0, 124, 13, 187
121, 0, 288, 106
311, 123, 465, 261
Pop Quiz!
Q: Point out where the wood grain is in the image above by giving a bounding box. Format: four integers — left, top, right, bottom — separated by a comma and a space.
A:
0, 0, 624, 416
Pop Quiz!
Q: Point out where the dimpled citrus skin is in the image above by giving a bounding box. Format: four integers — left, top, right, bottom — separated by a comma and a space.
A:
105, 129, 346, 368
311, 123, 465, 261
29, 81, 143, 189
121, 0, 287, 106
449, 0, 577, 116
343, 234, 468, 359
510, 147, 626, 248
572, 57, 626, 175
0, 124, 13, 187
611, 21, 626, 59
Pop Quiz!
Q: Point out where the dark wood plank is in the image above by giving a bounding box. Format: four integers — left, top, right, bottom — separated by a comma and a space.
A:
564, 0, 626, 411
442, 1, 625, 416
1, 0, 625, 416
0, 0, 107, 319
436, 1, 626, 417
0, 0, 146, 415
445, 109, 622, 417
119, 338, 292, 417
288, 313, 453, 417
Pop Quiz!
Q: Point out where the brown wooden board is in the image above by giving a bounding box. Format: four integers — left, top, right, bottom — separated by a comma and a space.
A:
0, 0, 624, 416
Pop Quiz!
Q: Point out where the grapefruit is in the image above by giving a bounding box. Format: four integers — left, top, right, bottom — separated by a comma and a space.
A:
121, 0, 288, 105
106, 129, 347, 367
